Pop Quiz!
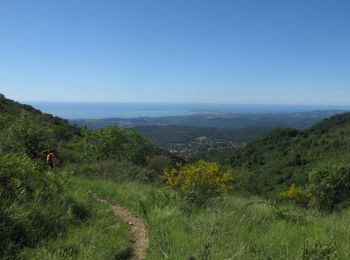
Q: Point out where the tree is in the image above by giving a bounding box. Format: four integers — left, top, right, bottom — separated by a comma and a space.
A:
70, 126, 154, 164
0, 112, 51, 159
309, 164, 350, 212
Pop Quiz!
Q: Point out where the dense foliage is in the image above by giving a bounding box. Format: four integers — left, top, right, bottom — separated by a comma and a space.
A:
280, 183, 311, 207
0, 113, 54, 159
309, 164, 350, 212
223, 113, 350, 199
68, 126, 156, 164
0, 94, 79, 137
0, 155, 87, 258
163, 160, 233, 205
0, 95, 163, 258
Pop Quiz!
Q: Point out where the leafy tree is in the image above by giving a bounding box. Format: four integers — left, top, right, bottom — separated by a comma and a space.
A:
69, 126, 154, 164
0, 112, 51, 159
309, 164, 350, 212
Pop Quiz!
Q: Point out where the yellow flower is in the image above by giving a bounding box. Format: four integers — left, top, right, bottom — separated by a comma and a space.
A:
162, 160, 233, 203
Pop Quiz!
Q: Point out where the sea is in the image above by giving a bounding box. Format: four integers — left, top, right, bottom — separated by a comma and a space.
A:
26, 102, 350, 119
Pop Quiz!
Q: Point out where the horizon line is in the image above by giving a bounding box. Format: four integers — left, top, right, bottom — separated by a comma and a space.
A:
23, 100, 350, 107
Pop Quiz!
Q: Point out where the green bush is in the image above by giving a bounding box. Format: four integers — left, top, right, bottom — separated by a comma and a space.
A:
280, 183, 311, 208
302, 240, 337, 259
68, 126, 156, 164
0, 155, 87, 258
0, 113, 51, 159
147, 155, 173, 174
309, 163, 350, 212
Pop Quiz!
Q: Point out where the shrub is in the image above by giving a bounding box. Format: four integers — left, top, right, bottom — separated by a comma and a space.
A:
0, 113, 51, 159
280, 183, 311, 207
0, 155, 86, 258
71, 201, 91, 221
309, 164, 350, 212
163, 160, 233, 205
68, 126, 155, 164
147, 155, 173, 174
302, 240, 337, 259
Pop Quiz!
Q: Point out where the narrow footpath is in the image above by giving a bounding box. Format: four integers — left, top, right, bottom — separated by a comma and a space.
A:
98, 198, 149, 260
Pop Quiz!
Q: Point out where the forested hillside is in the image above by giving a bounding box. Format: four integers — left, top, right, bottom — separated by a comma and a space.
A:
225, 113, 350, 198
72, 109, 348, 160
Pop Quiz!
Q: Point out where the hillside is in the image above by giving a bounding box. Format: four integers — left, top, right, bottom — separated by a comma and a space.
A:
226, 112, 350, 196
2, 96, 350, 259
0, 94, 160, 163
0, 95, 163, 258
0, 94, 79, 139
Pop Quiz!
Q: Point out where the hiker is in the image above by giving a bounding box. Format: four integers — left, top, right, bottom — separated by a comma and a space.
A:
47, 150, 59, 170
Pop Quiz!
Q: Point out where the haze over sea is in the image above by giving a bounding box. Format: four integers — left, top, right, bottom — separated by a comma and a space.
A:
27, 102, 350, 120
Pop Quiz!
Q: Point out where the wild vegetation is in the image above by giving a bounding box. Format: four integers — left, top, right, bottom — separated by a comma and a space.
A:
2, 94, 350, 259
0, 96, 162, 258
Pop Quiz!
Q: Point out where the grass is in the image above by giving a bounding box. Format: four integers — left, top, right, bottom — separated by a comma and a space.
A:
21, 176, 350, 259
19, 179, 133, 260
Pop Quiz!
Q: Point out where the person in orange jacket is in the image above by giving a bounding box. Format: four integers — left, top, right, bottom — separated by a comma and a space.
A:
46, 150, 57, 170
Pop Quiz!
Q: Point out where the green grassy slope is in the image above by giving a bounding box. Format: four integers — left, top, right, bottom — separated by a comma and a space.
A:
39, 176, 349, 259
19, 179, 133, 259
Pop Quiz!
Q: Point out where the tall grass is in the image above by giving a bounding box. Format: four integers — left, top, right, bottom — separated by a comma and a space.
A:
76, 177, 350, 259
19, 180, 133, 259
17, 167, 350, 259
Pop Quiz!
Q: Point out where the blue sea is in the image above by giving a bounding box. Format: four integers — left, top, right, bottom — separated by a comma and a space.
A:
26, 102, 350, 119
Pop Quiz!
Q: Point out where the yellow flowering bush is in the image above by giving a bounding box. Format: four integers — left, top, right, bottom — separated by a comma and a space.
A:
280, 183, 311, 207
163, 160, 233, 205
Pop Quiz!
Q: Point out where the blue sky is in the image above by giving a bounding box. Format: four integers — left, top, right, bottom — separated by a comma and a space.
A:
0, 0, 349, 104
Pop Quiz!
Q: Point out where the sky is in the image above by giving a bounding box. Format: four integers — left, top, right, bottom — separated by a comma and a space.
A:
0, 0, 349, 105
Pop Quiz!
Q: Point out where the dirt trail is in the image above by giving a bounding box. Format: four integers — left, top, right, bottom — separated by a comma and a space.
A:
98, 198, 149, 260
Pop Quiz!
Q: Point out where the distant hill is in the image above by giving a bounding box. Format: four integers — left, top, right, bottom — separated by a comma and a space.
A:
71, 110, 349, 160
224, 112, 350, 196
71, 110, 349, 130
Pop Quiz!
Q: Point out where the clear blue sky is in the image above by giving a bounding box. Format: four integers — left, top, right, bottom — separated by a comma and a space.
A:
0, 0, 349, 104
